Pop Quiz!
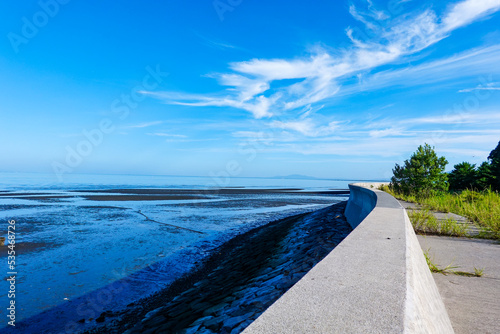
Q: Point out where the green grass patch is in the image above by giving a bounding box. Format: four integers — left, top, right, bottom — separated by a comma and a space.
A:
379, 185, 500, 239
423, 249, 484, 277
408, 210, 469, 237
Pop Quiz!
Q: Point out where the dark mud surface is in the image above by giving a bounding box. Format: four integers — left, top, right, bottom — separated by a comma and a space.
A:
0, 187, 349, 332
81, 195, 210, 201
85, 202, 351, 334
71, 188, 349, 196
0, 188, 348, 202
0, 241, 54, 257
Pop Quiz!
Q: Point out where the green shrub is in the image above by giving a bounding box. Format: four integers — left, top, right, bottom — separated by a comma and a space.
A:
390, 143, 448, 197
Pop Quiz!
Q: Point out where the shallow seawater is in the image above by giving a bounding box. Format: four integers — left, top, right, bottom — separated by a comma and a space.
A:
0, 182, 350, 329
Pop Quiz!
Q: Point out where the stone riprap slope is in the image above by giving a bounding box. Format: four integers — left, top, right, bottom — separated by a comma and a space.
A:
91, 202, 351, 334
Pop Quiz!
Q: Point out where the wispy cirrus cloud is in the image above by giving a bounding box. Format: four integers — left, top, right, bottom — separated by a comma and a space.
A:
459, 81, 500, 92
141, 0, 500, 120
194, 32, 245, 51
124, 121, 163, 129
226, 109, 500, 161
344, 44, 500, 95
147, 132, 187, 138
369, 127, 405, 138
442, 0, 500, 30
403, 111, 500, 125
269, 119, 340, 137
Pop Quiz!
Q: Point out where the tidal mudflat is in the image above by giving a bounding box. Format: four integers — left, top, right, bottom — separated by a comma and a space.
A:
102, 202, 352, 334
0, 186, 348, 333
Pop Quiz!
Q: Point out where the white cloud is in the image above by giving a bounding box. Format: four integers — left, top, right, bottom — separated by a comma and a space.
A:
270, 119, 340, 137
147, 132, 187, 138
345, 44, 500, 95
439, 148, 490, 156
459, 81, 500, 92
299, 104, 324, 119
404, 111, 500, 125
366, 0, 390, 20
124, 121, 163, 129
349, 4, 379, 31
139, 90, 276, 118
369, 127, 405, 138
442, 0, 500, 31
226, 108, 500, 160
164, 138, 219, 143
250, 130, 499, 159
194, 32, 247, 52
459, 87, 500, 92
142, 0, 500, 121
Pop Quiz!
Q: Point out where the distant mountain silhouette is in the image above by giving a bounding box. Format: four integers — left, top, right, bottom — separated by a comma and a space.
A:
272, 174, 319, 180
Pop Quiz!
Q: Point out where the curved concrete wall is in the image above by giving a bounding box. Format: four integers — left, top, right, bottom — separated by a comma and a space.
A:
243, 184, 454, 334
344, 183, 377, 228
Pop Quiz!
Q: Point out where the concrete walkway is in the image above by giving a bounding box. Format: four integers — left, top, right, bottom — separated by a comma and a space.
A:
417, 236, 500, 334
368, 185, 499, 333
399, 198, 500, 333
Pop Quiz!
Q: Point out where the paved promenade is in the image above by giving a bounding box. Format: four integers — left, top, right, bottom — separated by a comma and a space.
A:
417, 235, 500, 334
398, 200, 500, 334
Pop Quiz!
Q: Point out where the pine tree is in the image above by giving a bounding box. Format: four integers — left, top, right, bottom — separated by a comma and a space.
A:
391, 143, 448, 196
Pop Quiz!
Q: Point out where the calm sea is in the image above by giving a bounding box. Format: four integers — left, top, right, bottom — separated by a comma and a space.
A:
0, 172, 359, 191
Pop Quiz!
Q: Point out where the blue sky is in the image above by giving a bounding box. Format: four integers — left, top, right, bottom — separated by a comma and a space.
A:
1, 0, 500, 181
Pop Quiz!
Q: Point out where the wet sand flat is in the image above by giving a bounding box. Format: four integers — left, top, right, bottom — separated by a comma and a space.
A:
0, 186, 349, 332
73, 188, 349, 195
89, 203, 352, 333
0, 188, 349, 202
81, 195, 209, 201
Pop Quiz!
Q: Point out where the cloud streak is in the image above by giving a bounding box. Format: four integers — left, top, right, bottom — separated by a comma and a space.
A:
124, 121, 163, 129
269, 119, 340, 137
147, 132, 187, 138
459, 81, 500, 92
142, 0, 500, 120
227, 108, 500, 161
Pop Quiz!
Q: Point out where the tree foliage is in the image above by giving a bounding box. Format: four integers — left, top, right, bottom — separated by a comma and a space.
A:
487, 140, 500, 191
445, 140, 500, 192
448, 162, 478, 191
390, 143, 448, 196
488, 140, 500, 161
476, 162, 493, 190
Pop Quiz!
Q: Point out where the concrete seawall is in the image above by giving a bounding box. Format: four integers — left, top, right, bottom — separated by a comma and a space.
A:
243, 183, 454, 333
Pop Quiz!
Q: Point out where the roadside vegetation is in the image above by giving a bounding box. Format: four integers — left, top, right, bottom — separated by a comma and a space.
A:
406, 209, 468, 237
423, 249, 484, 277
381, 141, 500, 240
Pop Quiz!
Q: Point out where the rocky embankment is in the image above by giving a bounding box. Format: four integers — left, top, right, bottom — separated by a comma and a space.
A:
90, 202, 352, 334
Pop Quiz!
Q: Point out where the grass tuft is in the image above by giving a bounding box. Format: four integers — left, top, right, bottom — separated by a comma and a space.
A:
423, 249, 484, 277
474, 267, 485, 277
